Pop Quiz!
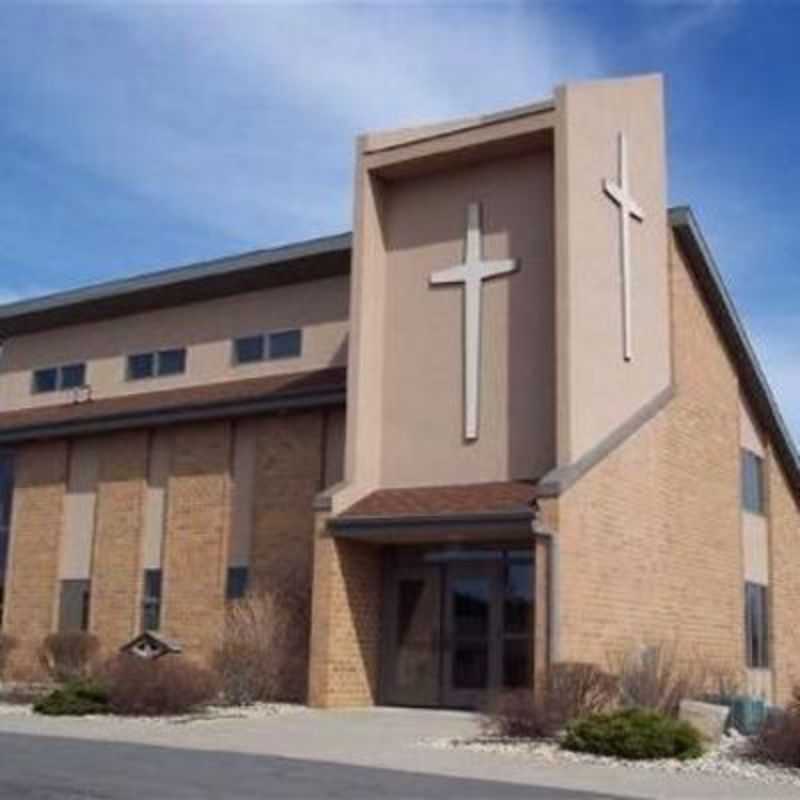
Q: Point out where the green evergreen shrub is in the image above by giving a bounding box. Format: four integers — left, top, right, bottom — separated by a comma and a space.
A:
33, 681, 110, 716
563, 708, 703, 760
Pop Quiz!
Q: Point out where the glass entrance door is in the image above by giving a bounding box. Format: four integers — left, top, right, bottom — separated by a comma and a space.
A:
381, 546, 534, 708
382, 565, 442, 707
442, 561, 500, 708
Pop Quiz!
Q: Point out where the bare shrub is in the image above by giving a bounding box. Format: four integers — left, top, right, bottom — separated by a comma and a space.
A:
548, 661, 620, 721
39, 632, 99, 682
482, 689, 556, 738
705, 663, 744, 705
0, 633, 17, 678
482, 662, 619, 739
213, 583, 309, 705
99, 654, 219, 716
611, 640, 712, 717
756, 701, 800, 767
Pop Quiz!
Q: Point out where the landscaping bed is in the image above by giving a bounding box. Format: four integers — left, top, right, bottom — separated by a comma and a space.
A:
425, 731, 800, 788
0, 694, 299, 724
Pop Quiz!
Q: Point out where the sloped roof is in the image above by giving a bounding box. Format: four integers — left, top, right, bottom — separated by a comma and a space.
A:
0, 233, 351, 337
339, 481, 539, 520
0, 367, 346, 444
669, 207, 800, 496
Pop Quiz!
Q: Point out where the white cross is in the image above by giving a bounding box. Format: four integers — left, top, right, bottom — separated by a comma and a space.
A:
603, 132, 645, 362
430, 202, 518, 441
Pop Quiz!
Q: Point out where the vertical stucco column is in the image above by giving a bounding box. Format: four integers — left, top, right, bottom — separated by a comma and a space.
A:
308, 512, 382, 708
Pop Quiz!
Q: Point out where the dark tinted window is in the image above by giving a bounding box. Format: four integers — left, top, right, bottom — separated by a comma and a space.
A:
745, 582, 769, 668
742, 450, 765, 514
226, 566, 249, 600
234, 336, 264, 364
60, 363, 86, 389
142, 569, 162, 631
59, 579, 91, 632
128, 353, 155, 380
269, 329, 302, 359
33, 368, 58, 393
157, 348, 186, 376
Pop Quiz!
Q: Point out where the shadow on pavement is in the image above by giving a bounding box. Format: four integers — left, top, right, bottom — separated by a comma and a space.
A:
0, 731, 633, 800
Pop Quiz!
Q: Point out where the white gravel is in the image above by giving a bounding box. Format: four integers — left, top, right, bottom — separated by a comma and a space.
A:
0, 700, 299, 724
424, 731, 800, 787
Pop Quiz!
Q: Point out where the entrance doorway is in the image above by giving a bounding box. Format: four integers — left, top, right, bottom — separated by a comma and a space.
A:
381, 546, 534, 709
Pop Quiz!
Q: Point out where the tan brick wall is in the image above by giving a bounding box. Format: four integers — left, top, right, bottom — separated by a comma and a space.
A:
248, 411, 324, 699
250, 412, 323, 591
90, 431, 149, 655
308, 517, 383, 707
161, 421, 232, 659
3, 440, 68, 678
769, 447, 800, 703
556, 232, 745, 677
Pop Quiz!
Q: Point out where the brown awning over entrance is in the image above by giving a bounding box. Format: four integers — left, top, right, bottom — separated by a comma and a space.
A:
330, 480, 539, 544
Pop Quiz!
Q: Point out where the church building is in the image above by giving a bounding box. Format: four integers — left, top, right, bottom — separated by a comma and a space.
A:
0, 74, 798, 708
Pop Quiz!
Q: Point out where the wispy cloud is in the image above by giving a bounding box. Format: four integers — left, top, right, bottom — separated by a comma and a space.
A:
1, 4, 601, 245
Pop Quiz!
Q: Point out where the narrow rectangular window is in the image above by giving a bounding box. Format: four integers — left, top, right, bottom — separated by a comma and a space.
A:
742, 449, 765, 514
745, 581, 769, 668
128, 352, 155, 381
60, 363, 86, 390
32, 367, 58, 393
234, 335, 264, 365
269, 329, 302, 360
157, 348, 186, 377
142, 569, 162, 631
59, 579, 91, 632
226, 566, 249, 600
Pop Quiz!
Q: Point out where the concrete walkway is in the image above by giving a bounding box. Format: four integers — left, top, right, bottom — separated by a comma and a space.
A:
0, 706, 796, 799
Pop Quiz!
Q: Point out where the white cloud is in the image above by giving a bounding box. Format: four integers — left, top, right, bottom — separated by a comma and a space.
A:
2, 4, 602, 243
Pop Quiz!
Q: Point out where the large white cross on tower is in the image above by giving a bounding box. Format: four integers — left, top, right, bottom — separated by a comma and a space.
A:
430, 202, 518, 441
603, 132, 645, 362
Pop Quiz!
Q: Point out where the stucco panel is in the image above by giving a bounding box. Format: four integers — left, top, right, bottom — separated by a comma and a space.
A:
379, 151, 555, 487
0, 276, 349, 411
556, 75, 671, 464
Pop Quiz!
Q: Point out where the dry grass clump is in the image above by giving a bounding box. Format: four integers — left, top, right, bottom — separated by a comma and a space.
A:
482, 662, 619, 738
213, 580, 309, 705
38, 632, 99, 683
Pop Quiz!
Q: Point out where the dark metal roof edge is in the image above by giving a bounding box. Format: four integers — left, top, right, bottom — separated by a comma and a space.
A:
330, 507, 534, 530
668, 205, 800, 495
0, 232, 352, 327
0, 385, 345, 444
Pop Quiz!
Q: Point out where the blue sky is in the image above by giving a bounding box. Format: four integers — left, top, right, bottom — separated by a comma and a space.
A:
0, 1, 799, 439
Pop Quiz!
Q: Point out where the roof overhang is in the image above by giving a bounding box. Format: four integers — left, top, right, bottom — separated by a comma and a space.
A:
0, 368, 346, 444
0, 233, 352, 337
329, 509, 536, 544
